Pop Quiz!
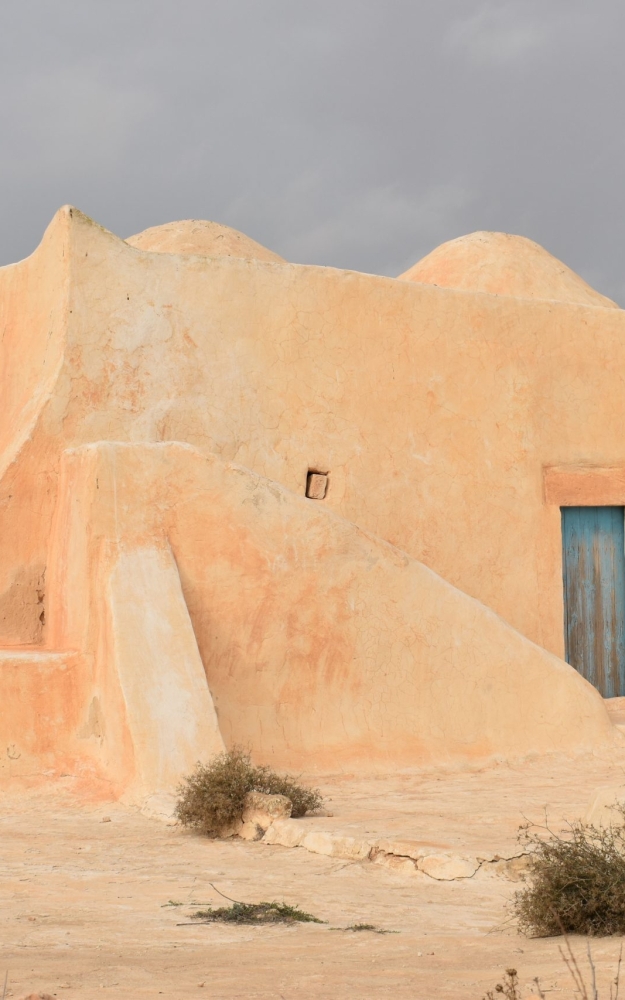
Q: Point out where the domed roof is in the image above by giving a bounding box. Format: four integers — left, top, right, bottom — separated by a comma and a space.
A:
398, 232, 618, 308
125, 220, 285, 263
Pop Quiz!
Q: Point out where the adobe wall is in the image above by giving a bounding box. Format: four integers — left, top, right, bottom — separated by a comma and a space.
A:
2, 208, 625, 665
0, 650, 90, 785
44, 442, 616, 772
0, 211, 69, 643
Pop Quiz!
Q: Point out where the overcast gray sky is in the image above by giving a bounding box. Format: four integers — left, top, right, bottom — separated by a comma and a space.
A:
1, 1, 624, 300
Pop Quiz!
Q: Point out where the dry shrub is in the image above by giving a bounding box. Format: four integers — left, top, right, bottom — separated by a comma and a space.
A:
175, 747, 322, 836
514, 808, 625, 937
483, 968, 522, 1000
343, 923, 395, 934
190, 901, 324, 925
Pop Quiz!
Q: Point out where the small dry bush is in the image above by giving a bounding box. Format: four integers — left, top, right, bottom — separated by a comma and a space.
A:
191, 901, 324, 925
513, 808, 625, 937
483, 968, 523, 1000
175, 747, 322, 836
343, 923, 395, 934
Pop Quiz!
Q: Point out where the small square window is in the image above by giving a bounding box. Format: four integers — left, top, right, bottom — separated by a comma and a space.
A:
306, 471, 328, 500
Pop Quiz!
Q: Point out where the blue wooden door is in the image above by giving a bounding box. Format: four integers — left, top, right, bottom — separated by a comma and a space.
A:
562, 506, 625, 697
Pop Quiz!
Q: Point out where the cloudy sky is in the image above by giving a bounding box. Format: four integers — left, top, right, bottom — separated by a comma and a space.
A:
1, 1, 624, 300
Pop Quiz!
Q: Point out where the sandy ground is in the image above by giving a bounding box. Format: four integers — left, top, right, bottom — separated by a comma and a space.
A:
3, 738, 625, 1000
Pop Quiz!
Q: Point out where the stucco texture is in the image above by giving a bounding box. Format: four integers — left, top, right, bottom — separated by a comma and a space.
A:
398, 230, 618, 308
125, 219, 285, 262
0, 207, 621, 796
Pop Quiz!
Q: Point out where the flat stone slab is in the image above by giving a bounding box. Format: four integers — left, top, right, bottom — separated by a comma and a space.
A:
260, 820, 488, 880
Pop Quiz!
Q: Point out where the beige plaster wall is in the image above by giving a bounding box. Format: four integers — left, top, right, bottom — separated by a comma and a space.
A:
44, 444, 224, 801
0, 649, 95, 785
2, 207, 624, 665
0, 210, 68, 478
0, 211, 69, 642
398, 231, 619, 307
44, 442, 617, 774
107, 544, 225, 799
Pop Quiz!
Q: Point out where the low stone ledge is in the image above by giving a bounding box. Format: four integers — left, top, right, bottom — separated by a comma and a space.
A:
300, 830, 375, 861
418, 853, 480, 880
374, 839, 435, 861
258, 819, 532, 881
372, 852, 420, 875
262, 822, 374, 860
262, 818, 306, 848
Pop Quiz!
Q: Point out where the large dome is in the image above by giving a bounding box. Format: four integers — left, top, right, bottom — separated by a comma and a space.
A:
398, 231, 618, 308
125, 219, 285, 263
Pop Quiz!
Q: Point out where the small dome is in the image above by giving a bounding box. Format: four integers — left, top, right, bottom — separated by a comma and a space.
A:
125, 220, 285, 263
398, 232, 617, 308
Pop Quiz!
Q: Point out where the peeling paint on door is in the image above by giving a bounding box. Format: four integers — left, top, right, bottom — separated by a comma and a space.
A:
562, 506, 625, 697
